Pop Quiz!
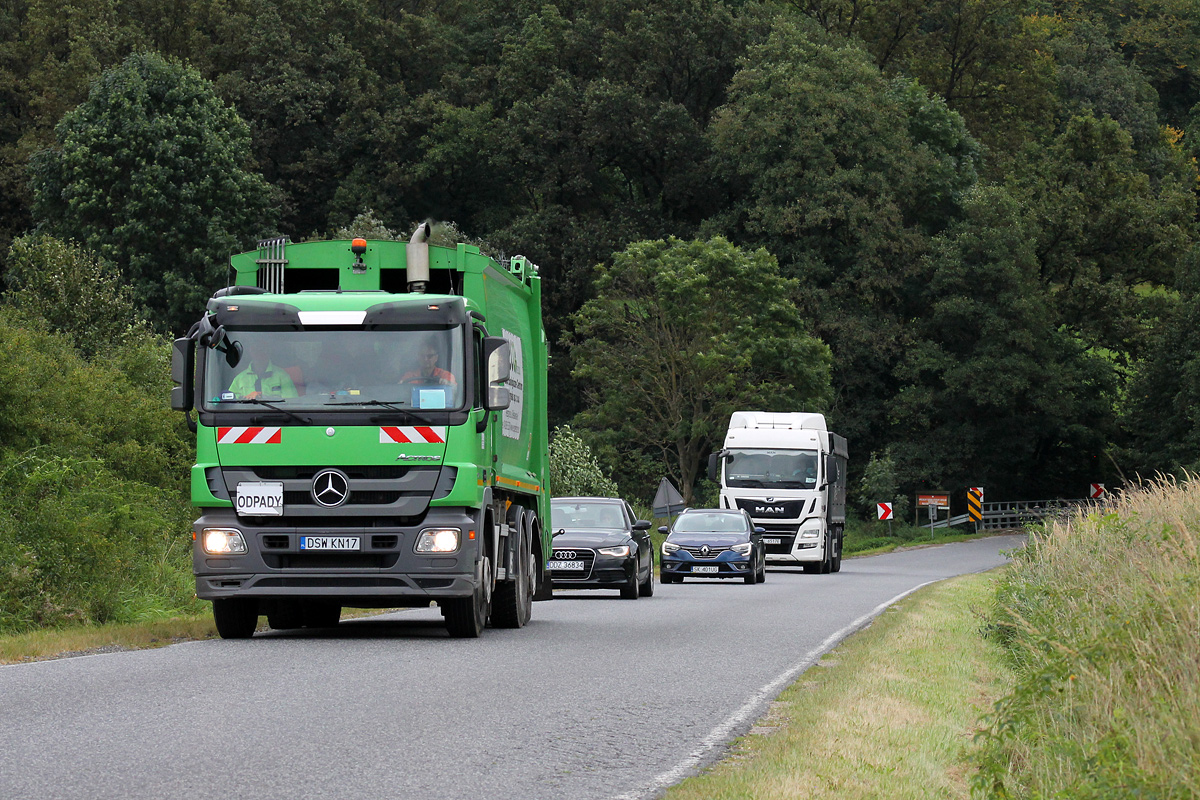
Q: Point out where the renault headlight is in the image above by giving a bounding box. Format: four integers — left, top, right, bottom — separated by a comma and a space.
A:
662, 541, 680, 555
731, 542, 753, 556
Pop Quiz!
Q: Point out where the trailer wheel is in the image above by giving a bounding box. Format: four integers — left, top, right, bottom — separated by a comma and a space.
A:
212, 598, 258, 639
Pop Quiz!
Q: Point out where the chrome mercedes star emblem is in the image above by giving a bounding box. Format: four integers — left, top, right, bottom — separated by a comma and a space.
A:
311, 469, 349, 508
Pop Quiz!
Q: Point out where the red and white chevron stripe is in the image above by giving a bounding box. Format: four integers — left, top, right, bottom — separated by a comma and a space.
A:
217, 426, 282, 444
379, 426, 446, 444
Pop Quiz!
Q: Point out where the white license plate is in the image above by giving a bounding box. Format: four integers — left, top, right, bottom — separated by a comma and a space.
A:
236, 481, 283, 516
692, 565, 719, 574
548, 560, 585, 571
300, 536, 361, 551
764, 538, 782, 545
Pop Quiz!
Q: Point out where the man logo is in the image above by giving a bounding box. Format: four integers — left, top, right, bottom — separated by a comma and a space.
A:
755, 505, 785, 515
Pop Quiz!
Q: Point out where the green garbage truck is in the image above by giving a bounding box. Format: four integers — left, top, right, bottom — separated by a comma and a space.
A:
170, 225, 551, 638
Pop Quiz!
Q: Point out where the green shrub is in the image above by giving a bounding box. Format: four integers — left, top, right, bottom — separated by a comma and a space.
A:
549, 425, 620, 498
975, 479, 1200, 798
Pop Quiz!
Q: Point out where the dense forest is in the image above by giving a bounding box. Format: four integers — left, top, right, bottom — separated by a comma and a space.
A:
2, 0, 1199, 511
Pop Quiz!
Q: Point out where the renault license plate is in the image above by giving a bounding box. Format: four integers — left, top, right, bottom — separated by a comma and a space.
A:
300, 536, 360, 551
692, 565, 719, 574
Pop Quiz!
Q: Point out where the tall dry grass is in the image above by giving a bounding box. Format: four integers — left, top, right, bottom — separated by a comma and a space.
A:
975, 478, 1200, 798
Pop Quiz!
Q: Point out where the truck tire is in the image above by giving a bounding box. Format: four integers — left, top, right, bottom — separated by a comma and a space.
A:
492, 529, 533, 628
212, 598, 258, 639
304, 602, 341, 629
444, 555, 490, 638
831, 530, 843, 573
819, 532, 834, 574
266, 600, 305, 630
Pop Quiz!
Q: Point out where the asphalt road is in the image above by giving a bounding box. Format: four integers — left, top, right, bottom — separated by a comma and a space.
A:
0, 534, 1023, 800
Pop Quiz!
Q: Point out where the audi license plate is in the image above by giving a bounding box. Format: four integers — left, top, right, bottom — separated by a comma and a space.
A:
548, 560, 585, 571
764, 537, 782, 545
300, 536, 361, 551
692, 565, 719, 574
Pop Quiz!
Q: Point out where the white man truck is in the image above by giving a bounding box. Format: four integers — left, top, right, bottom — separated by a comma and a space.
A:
707, 412, 848, 573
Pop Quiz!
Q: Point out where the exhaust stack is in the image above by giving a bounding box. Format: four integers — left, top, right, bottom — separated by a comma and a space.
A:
407, 222, 432, 293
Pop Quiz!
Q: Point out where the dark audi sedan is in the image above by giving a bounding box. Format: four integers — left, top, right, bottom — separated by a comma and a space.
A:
549, 497, 654, 598
659, 509, 766, 584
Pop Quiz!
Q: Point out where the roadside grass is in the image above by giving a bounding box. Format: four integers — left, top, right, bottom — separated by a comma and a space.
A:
975, 478, 1200, 798
663, 570, 1012, 800
0, 614, 217, 664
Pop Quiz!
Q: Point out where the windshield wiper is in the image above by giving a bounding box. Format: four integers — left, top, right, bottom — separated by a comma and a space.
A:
227, 397, 313, 425
326, 399, 433, 426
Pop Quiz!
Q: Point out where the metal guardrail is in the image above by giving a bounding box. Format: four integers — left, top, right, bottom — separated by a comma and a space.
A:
929, 499, 1088, 530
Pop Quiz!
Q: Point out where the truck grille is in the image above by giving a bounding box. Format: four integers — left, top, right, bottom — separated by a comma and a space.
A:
223, 465, 439, 520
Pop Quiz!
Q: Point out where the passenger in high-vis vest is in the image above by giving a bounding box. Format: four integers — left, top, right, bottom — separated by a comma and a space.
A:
229, 342, 298, 400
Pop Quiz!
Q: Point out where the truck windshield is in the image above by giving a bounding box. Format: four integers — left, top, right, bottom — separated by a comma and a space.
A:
724, 448, 819, 489
201, 328, 465, 412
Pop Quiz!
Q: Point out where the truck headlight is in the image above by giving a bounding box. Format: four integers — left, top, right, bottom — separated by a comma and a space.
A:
731, 542, 753, 556
598, 545, 630, 557
800, 528, 821, 539
662, 541, 680, 555
202, 527, 247, 555
415, 528, 461, 553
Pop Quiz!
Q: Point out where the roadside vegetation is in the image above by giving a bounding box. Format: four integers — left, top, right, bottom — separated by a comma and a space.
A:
975, 478, 1200, 798
664, 569, 1012, 800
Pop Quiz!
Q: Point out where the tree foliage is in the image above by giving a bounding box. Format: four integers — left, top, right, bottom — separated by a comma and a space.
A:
29, 51, 273, 333
548, 425, 620, 498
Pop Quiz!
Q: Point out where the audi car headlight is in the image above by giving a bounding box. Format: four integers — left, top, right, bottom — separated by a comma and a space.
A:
415, 528, 461, 553
202, 527, 246, 555
598, 545, 630, 557
662, 541, 680, 556
800, 528, 821, 539
731, 542, 753, 556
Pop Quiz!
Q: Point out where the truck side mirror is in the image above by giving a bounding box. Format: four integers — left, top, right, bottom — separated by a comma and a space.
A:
170, 337, 195, 411
482, 336, 512, 411
707, 453, 719, 482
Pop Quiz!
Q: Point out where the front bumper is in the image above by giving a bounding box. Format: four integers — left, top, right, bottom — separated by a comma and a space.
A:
549, 554, 636, 589
192, 507, 479, 604
661, 555, 752, 578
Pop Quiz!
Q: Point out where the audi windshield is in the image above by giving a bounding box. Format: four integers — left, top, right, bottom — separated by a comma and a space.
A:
724, 448, 818, 489
201, 329, 465, 412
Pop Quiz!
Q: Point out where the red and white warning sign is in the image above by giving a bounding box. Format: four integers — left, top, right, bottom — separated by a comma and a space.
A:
380, 426, 446, 444
1090, 483, 1106, 499
218, 426, 282, 444
877, 502, 894, 521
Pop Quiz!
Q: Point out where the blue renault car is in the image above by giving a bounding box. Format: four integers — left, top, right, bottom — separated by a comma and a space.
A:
659, 509, 766, 584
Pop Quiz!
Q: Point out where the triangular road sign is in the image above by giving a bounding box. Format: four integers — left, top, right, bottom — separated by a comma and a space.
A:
652, 477, 686, 517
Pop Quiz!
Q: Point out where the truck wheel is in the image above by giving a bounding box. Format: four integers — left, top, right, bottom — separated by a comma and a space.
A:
831, 531, 843, 573
819, 533, 833, 574
444, 556, 490, 638
212, 598, 258, 639
492, 534, 533, 628
267, 600, 304, 630
304, 602, 341, 629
